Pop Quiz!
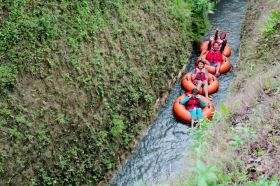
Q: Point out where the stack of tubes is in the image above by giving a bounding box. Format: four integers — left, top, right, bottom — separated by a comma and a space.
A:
173, 30, 232, 125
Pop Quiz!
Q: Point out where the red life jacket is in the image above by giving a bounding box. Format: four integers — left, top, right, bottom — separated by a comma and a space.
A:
206, 50, 223, 64
193, 69, 206, 81
186, 97, 201, 110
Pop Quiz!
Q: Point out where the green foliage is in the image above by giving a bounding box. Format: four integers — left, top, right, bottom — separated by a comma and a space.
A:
170, 0, 210, 40
245, 175, 279, 186
179, 54, 187, 66
220, 102, 229, 117
208, 2, 216, 11
0, 65, 17, 92
188, 0, 211, 40
264, 10, 280, 37
264, 78, 271, 90
232, 135, 244, 149
110, 115, 124, 137
192, 160, 217, 186
171, 0, 192, 19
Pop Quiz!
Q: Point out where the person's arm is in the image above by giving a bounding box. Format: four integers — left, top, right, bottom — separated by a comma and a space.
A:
180, 96, 190, 105
203, 53, 211, 65
204, 69, 209, 79
191, 69, 197, 81
204, 58, 210, 65
198, 98, 206, 107
207, 40, 212, 50
200, 39, 212, 57
214, 30, 219, 41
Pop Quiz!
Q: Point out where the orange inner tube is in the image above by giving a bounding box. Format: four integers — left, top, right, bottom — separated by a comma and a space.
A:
199, 40, 231, 57
173, 94, 215, 124
196, 52, 232, 74
181, 72, 219, 95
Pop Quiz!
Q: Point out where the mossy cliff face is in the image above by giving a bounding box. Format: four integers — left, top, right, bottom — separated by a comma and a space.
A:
0, 1, 210, 185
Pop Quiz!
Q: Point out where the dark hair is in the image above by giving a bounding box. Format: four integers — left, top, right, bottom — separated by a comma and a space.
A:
192, 88, 199, 95
195, 60, 205, 67
197, 60, 204, 65
220, 40, 227, 52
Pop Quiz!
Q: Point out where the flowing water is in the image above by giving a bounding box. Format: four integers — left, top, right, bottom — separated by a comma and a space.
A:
110, 0, 248, 185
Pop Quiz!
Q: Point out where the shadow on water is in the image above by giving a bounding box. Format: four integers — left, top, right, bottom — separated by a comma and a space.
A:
110, 0, 248, 185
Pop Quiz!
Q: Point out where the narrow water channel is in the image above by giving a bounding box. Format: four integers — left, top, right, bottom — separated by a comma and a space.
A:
110, 0, 248, 185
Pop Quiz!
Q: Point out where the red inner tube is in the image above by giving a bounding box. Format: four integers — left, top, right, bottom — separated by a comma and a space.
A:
173, 94, 215, 124
196, 52, 232, 74
181, 72, 219, 95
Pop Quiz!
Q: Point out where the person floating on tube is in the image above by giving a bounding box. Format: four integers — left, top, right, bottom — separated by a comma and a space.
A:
191, 60, 212, 100
203, 42, 223, 77
180, 88, 206, 128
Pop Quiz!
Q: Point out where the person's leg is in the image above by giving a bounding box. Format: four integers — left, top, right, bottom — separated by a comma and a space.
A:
191, 119, 194, 128
196, 81, 203, 92
215, 62, 221, 77
197, 108, 203, 129
202, 80, 209, 99
189, 109, 196, 128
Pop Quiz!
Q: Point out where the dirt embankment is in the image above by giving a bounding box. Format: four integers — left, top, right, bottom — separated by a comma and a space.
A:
229, 0, 280, 180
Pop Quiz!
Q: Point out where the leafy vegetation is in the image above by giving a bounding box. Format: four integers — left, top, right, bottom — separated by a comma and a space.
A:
0, 0, 211, 185
264, 10, 280, 36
